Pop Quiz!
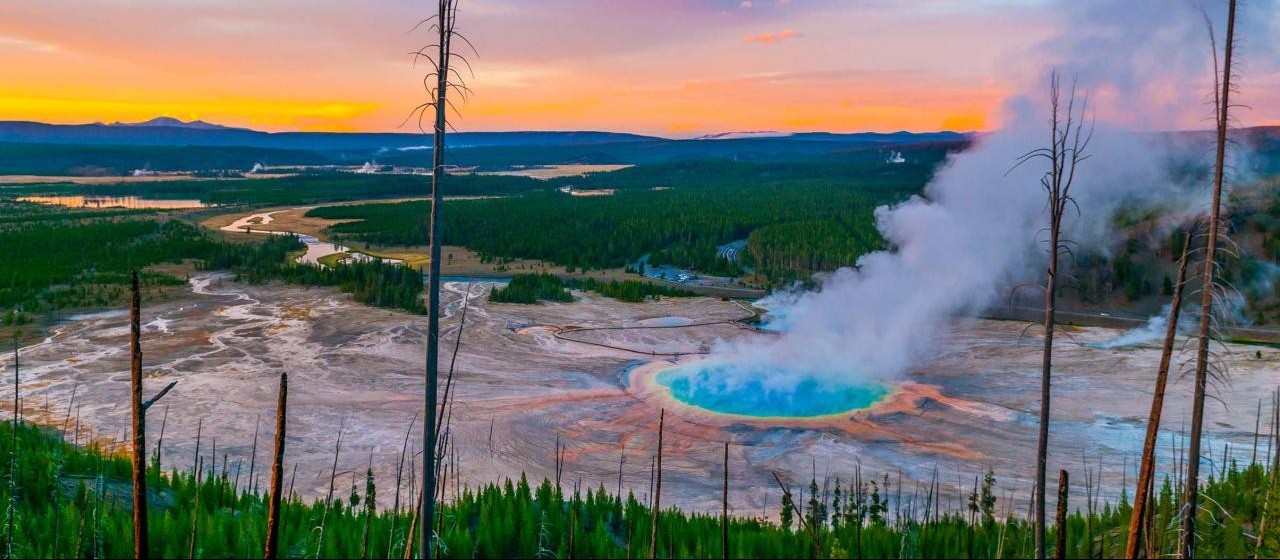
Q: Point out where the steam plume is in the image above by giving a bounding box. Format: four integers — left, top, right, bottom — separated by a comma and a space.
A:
696, 0, 1275, 387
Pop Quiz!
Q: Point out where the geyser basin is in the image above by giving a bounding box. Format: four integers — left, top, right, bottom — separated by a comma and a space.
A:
653, 361, 892, 418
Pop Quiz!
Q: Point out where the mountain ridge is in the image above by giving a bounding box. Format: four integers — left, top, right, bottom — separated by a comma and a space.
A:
0, 118, 975, 151
0, 120, 662, 151
106, 116, 238, 130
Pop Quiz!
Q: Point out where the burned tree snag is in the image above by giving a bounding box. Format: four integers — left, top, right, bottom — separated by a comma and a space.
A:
130, 270, 149, 559
264, 373, 287, 559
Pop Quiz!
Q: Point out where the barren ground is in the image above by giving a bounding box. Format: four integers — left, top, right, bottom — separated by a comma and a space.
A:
6, 275, 1277, 518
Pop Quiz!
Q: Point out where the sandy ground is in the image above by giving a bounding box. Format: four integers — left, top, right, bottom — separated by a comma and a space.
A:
5, 275, 1278, 519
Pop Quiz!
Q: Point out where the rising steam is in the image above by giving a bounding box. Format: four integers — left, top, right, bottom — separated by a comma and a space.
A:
694, 1, 1274, 389
1088, 305, 1183, 350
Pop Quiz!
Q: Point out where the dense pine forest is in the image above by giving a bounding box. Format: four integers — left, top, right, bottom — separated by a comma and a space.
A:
201, 235, 427, 314
744, 220, 878, 284
563, 277, 698, 303
0, 203, 427, 320
297, 151, 1280, 298
0, 418, 1277, 559
306, 158, 936, 283
489, 273, 697, 304
0, 216, 214, 317
488, 273, 574, 304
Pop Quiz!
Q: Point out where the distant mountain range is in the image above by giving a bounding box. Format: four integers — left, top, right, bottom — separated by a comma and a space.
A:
0, 119, 662, 151
104, 117, 236, 130
0, 117, 1274, 177
0, 118, 981, 176
0, 118, 969, 152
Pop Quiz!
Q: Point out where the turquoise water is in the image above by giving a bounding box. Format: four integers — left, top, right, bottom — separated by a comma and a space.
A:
655, 362, 890, 418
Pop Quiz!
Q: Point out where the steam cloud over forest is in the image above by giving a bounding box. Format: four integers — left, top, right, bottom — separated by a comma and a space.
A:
692, 0, 1278, 390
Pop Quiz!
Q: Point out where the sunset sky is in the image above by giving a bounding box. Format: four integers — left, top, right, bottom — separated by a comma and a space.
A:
0, 0, 1276, 136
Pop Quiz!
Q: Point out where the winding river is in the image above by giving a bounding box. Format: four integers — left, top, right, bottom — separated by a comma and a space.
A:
219, 208, 404, 267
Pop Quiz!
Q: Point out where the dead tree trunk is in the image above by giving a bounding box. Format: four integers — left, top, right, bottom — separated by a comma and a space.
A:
405, 485, 424, 560
192, 419, 202, 479
361, 453, 375, 560
722, 441, 729, 560
967, 474, 978, 560
1182, 1, 1237, 557
1258, 394, 1280, 558
1126, 231, 1191, 558
1272, 392, 1279, 473
129, 271, 150, 559
1254, 399, 1263, 466
7, 330, 17, 559
389, 413, 417, 559
617, 449, 625, 500
419, 2, 465, 557
1016, 72, 1091, 560
318, 417, 346, 558
650, 409, 664, 559
288, 463, 297, 502
264, 372, 287, 560
569, 483, 578, 560
771, 471, 822, 558
248, 414, 260, 496
153, 405, 168, 469
1055, 470, 1068, 560
189, 456, 201, 560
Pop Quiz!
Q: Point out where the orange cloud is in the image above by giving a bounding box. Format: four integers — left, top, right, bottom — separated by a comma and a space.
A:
743, 29, 797, 44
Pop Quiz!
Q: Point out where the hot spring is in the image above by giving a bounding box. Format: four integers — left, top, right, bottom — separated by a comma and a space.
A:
652, 361, 893, 418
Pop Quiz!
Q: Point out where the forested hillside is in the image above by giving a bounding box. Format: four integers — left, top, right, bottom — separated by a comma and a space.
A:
1061, 177, 1280, 323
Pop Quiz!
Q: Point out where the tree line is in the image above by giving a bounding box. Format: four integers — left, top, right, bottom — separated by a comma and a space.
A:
307, 159, 931, 284
488, 273, 696, 304
0, 212, 427, 318
201, 235, 427, 315
0, 417, 1276, 558
10, 172, 545, 207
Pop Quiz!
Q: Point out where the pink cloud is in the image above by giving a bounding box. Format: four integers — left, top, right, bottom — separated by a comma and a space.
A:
743, 28, 797, 44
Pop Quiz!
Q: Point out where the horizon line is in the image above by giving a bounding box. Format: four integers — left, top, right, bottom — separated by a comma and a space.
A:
0, 116, 983, 140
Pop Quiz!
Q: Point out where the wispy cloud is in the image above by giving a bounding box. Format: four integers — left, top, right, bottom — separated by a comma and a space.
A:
0, 34, 59, 53
3, 0, 1274, 134
743, 28, 797, 44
